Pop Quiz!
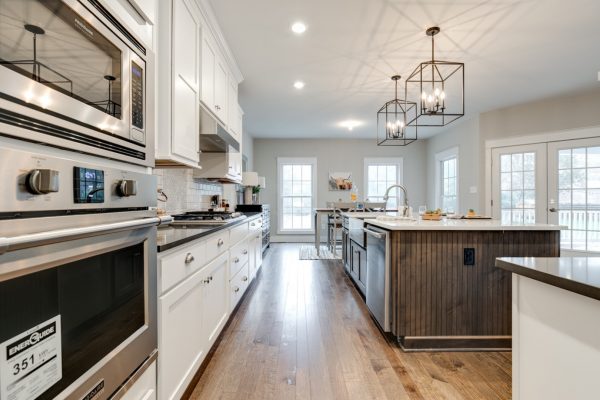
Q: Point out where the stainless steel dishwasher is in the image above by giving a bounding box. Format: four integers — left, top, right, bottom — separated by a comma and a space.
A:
364, 224, 391, 332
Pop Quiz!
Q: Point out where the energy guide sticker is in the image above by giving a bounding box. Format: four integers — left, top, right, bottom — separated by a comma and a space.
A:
0, 316, 62, 400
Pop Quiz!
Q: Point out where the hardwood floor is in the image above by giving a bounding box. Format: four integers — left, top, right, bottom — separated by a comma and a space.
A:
188, 244, 512, 400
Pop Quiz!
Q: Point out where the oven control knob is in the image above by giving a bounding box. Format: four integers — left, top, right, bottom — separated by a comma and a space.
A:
26, 169, 59, 194
116, 180, 137, 197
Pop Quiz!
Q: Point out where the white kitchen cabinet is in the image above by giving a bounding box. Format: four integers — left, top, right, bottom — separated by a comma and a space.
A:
200, 32, 228, 125
156, 0, 201, 167
200, 34, 216, 114
228, 80, 239, 138
230, 263, 250, 311
120, 361, 156, 400
237, 105, 244, 138
158, 266, 206, 400
201, 253, 229, 347
214, 59, 229, 123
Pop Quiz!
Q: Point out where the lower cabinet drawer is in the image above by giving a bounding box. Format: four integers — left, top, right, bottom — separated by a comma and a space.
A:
230, 222, 248, 246
159, 240, 206, 294
206, 230, 229, 262
229, 240, 249, 279
230, 263, 249, 311
249, 218, 262, 231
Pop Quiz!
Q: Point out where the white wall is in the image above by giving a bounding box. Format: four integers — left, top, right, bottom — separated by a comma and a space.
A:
242, 130, 254, 170
253, 138, 427, 240
426, 116, 480, 213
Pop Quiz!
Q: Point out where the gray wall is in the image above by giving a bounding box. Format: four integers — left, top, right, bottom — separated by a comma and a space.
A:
477, 87, 600, 210
242, 130, 254, 171
253, 138, 427, 240
425, 115, 480, 213
424, 87, 600, 213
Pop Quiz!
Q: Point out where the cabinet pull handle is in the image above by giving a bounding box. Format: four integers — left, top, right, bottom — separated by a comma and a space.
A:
184, 253, 194, 264
209, 276, 213, 281
242, 276, 248, 282
217, 238, 224, 246
234, 286, 240, 293
243, 249, 248, 254
234, 257, 240, 263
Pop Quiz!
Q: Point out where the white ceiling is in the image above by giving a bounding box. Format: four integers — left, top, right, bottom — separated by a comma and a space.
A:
209, 0, 600, 139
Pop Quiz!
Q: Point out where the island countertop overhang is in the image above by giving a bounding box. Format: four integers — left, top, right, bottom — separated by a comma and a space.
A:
365, 218, 565, 231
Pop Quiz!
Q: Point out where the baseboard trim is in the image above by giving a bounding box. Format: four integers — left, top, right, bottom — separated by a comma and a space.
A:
398, 335, 512, 352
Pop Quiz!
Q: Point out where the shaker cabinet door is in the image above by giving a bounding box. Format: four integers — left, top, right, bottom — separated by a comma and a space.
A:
201, 253, 229, 347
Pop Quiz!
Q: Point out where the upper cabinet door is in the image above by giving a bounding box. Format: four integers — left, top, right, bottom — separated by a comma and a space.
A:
214, 59, 229, 123
173, 0, 198, 89
201, 35, 216, 110
228, 80, 238, 136
171, 0, 199, 164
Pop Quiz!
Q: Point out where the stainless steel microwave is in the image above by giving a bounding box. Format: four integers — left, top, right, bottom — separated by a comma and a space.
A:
0, 0, 154, 167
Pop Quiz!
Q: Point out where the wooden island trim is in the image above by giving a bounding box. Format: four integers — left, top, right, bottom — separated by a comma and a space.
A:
387, 229, 560, 351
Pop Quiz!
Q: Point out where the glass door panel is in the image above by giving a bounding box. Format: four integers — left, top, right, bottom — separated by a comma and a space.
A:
491, 143, 547, 224
549, 139, 600, 253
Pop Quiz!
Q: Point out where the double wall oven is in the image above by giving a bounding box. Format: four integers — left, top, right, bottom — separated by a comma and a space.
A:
0, 139, 168, 400
0, 0, 153, 167
0, 1, 159, 398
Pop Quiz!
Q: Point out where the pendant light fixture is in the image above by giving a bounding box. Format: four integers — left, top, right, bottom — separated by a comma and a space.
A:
376, 75, 417, 146
405, 27, 464, 127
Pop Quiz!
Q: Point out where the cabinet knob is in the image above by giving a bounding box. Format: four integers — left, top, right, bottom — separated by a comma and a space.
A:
184, 253, 194, 264
209, 276, 213, 281
234, 257, 240, 263
242, 276, 248, 282
217, 238, 224, 246
234, 286, 240, 293
243, 249, 248, 255
256, 235, 260, 239
203, 279, 210, 284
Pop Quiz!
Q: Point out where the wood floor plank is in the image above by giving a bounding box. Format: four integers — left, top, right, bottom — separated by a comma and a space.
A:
188, 244, 511, 400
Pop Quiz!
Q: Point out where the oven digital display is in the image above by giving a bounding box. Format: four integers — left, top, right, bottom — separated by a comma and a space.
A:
73, 167, 104, 203
131, 61, 144, 130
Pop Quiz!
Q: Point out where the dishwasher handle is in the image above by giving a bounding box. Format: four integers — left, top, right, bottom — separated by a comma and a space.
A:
363, 228, 387, 239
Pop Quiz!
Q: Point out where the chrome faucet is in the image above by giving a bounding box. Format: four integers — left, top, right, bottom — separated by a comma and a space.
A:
383, 184, 409, 216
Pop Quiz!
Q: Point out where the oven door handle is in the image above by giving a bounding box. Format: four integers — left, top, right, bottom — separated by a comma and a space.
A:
0, 215, 172, 255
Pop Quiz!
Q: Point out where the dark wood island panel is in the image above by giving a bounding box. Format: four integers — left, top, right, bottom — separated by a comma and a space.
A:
389, 230, 560, 350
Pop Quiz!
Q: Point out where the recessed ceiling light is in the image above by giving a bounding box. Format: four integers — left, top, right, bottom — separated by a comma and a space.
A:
291, 22, 307, 34
339, 120, 362, 131
293, 81, 305, 89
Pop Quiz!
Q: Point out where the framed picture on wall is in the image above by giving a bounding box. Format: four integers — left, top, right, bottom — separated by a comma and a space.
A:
329, 172, 353, 191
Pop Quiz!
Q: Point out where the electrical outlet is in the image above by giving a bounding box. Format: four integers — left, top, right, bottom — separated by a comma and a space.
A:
464, 248, 475, 265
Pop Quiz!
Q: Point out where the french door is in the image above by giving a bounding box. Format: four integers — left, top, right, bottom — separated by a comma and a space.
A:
492, 144, 547, 225
492, 137, 600, 255
548, 139, 600, 253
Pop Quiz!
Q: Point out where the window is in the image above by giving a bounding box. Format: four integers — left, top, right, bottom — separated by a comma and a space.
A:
364, 158, 403, 209
277, 157, 317, 233
435, 148, 459, 212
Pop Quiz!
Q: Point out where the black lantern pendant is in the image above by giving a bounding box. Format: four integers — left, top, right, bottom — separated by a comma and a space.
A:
376, 75, 417, 146
405, 27, 464, 127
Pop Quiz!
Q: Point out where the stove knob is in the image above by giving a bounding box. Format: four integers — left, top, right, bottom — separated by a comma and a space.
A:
26, 169, 59, 194
116, 180, 137, 197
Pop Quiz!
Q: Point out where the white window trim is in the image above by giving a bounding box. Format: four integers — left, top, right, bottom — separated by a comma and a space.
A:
277, 157, 317, 235
363, 157, 404, 205
434, 147, 459, 211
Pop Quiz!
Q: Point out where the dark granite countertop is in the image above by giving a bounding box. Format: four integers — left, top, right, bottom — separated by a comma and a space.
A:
496, 257, 600, 301
157, 213, 261, 252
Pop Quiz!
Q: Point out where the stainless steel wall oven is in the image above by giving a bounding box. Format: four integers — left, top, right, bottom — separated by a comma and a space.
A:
0, 139, 167, 400
0, 0, 154, 167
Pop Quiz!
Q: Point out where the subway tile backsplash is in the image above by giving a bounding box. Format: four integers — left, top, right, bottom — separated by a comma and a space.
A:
154, 168, 223, 214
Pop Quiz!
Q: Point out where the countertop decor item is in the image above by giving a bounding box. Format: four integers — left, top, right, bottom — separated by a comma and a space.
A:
405, 26, 464, 127
242, 172, 259, 204
376, 75, 418, 146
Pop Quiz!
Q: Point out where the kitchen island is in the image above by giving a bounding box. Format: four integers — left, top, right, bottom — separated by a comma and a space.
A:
362, 217, 563, 350
496, 257, 600, 400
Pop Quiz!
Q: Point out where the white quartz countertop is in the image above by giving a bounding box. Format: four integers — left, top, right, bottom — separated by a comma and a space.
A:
365, 218, 565, 231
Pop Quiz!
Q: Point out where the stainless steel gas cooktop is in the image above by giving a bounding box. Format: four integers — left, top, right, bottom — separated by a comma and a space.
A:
171, 211, 246, 226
